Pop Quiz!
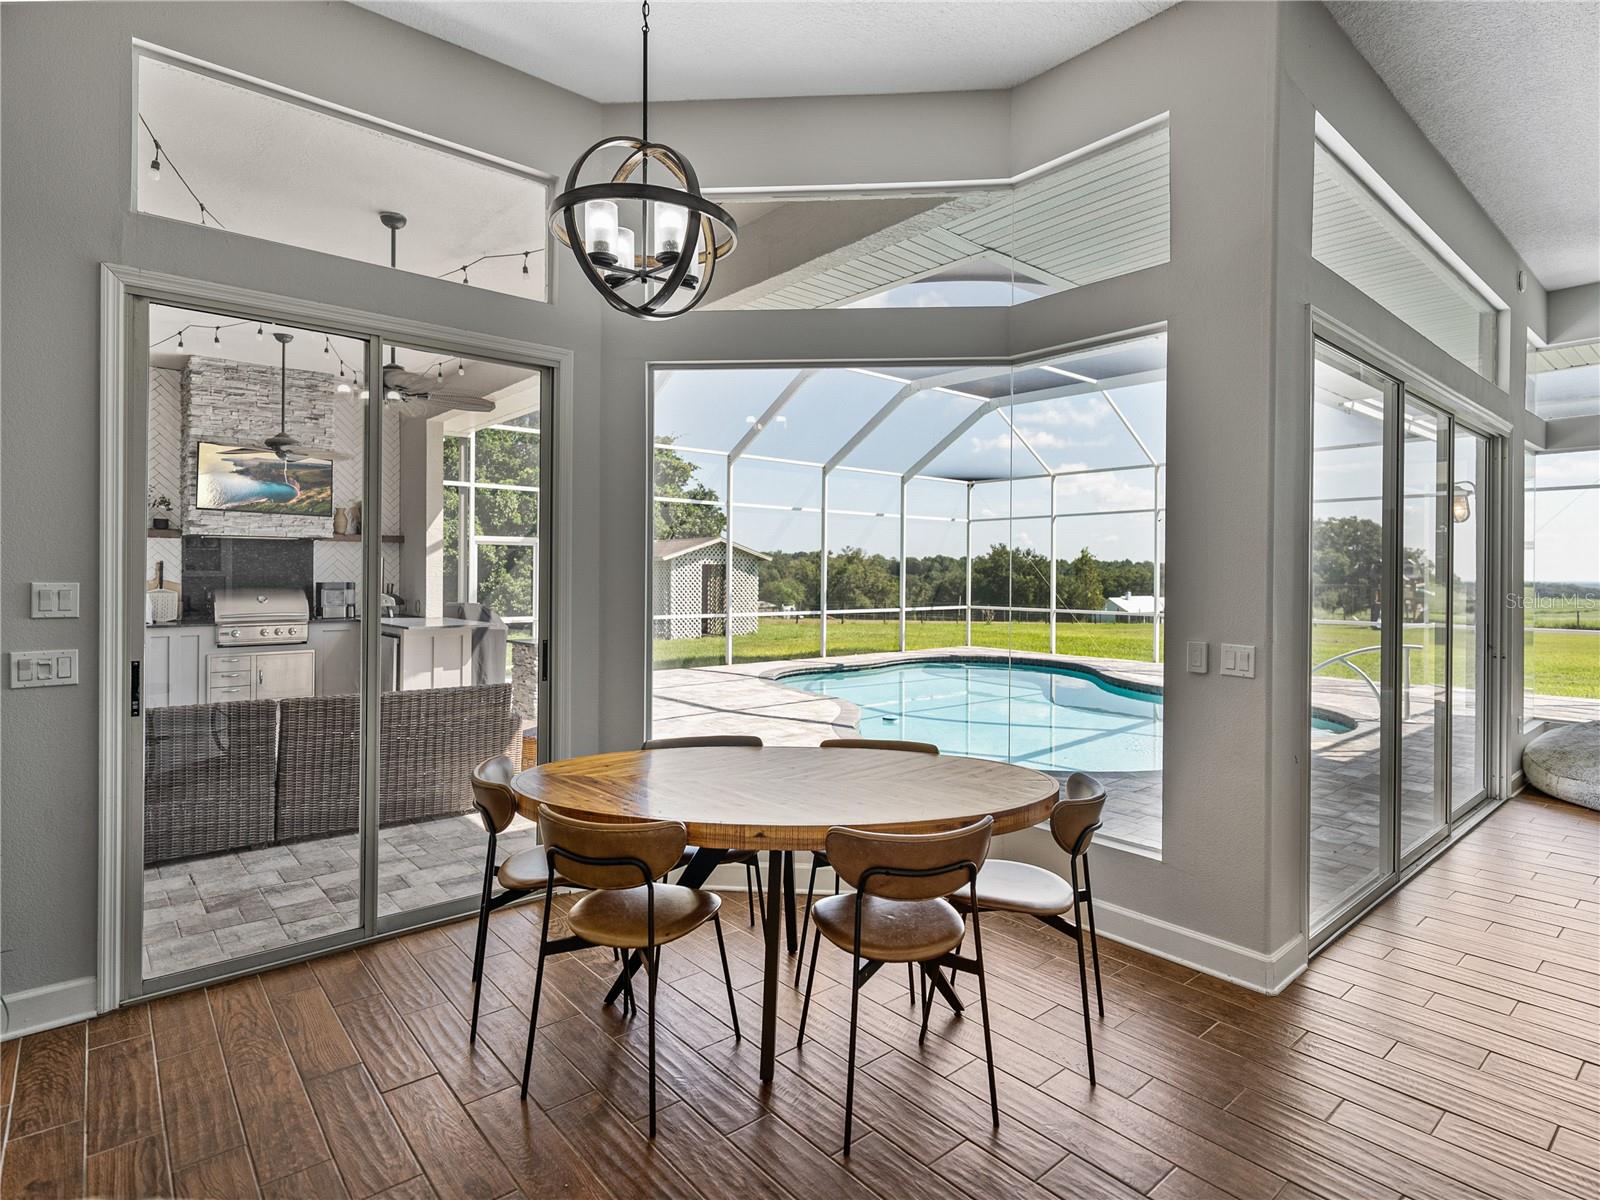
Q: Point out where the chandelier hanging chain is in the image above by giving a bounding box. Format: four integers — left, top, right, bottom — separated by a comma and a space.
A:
547, 0, 737, 318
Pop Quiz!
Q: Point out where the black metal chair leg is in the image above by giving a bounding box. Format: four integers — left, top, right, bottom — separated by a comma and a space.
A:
1083, 855, 1105, 1018
745, 862, 755, 924
1070, 859, 1097, 1086
646, 945, 659, 1139
795, 925, 822, 1049
621, 955, 639, 1020
712, 911, 741, 1039
843, 948, 863, 1156
917, 963, 935, 1044
970, 906, 999, 1127
793, 856, 820, 986
751, 856, 764, 928
519, 886, 555, 1100
469, 838, 497, 1043
907, 962, 916, 1005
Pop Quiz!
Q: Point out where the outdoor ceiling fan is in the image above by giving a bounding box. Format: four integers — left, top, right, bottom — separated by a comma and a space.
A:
380, 361, 496, 418
263, 331, 347, 462
376, 210, 497, 419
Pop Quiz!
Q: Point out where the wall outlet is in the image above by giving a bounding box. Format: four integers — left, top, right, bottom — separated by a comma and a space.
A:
1186, 640, 1208, 673
1220, 643, 1256, 678
31, 582, 79, 618
9, 649, 78, 688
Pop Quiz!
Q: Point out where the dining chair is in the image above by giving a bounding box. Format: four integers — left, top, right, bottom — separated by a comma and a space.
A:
520, 805, 741, 1137
795, 738, 940, 996
951, 771, 1106, 1083
795, 817, 998, 1154
642, 734, 766, 924
468, 754, 567, 1043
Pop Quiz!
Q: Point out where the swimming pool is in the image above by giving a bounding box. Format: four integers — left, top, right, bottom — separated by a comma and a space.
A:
785, 658, 1350, 774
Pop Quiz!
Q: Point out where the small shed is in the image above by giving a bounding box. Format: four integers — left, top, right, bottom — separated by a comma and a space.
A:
653, 537, 770, 640
1098, 593, 1164, 623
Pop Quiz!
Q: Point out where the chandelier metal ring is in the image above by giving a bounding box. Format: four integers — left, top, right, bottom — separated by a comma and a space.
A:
548, 2, 738, 319
549, 135, 738, 319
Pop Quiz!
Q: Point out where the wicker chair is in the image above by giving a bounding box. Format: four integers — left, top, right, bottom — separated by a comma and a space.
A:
274, 685, 520, 842
143, 699, 279, 865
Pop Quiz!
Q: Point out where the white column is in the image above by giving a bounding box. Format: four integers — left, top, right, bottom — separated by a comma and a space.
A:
1152, 464, 1163, 662
1048, 475, 1057, 655
898, 478, 908, 651
964, 483, 973, 647
819, 469, 829, 657
725, 457, 735, 666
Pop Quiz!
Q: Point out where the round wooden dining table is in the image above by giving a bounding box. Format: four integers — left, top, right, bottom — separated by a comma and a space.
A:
511, 745, 1060, 1080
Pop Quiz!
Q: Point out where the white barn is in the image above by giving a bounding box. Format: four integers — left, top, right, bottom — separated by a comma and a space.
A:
652, 538, 770, 640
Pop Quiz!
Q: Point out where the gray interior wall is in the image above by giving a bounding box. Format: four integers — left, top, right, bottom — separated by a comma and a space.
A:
0, 0, 609, 998
1, 0, 1552, 1005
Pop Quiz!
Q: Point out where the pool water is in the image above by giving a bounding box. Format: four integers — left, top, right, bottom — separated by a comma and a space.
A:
785, 660, 1166, 773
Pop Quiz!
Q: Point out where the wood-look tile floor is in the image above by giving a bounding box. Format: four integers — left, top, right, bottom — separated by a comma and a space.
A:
3, 793, 1596, 1200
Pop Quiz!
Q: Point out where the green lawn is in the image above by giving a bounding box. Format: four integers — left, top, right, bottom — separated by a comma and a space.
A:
653, 615, 1598, 699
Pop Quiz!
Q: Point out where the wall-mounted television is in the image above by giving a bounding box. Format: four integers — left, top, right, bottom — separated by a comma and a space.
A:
195, 442, 333, 516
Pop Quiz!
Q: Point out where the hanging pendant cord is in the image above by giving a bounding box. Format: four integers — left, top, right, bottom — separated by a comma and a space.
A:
641, 1, 650, 146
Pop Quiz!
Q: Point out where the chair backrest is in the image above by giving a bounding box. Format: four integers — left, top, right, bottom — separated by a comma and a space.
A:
471, 754, 519, 834
1050, 771, 1106, 857
825, 817, 993, 901
537, 805, 688, 890
819, 737, 939, 756
642, 734, 763, 750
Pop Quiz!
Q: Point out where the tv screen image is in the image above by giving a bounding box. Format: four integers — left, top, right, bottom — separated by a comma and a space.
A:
195, 442, 333, 516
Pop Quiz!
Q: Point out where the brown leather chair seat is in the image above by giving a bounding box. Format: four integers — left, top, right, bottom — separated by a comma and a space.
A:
811, 893, 966, 963
952, 860, 1075, 916
566, 884, 722, 950
497, 848, 556, 891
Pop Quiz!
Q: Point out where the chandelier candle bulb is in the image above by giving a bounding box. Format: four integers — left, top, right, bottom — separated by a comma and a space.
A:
584, 199, 620, 263
654, 203, 688, 262
605, 226, 637, 285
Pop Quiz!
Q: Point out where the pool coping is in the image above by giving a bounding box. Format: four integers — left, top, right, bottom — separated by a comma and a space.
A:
754, 646, 1364, 738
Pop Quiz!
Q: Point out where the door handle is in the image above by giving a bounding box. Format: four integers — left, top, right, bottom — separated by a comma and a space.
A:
130, 660, 142, 717
540, 639, 550, 682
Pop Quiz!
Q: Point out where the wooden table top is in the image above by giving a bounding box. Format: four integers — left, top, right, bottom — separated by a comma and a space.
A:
510, 746, 1060, 851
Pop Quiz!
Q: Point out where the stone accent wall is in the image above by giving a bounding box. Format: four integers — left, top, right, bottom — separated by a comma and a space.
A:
181, 355, 336, 539
653, 543, 760, 640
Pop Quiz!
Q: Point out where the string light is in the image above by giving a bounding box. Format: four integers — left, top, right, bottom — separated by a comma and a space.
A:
436, 364, 443, 383
255, 324, 264, 341
435, 249, 540, 285
176, 331, 184, 349
457, 361, 465, 377
212, 327, 220, 345
137, 114, 226, 229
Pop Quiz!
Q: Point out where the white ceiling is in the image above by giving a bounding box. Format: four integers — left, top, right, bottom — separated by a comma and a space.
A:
355, 1, 1176, 102
139, 57, 547, 297
1326, 1, 1600, 292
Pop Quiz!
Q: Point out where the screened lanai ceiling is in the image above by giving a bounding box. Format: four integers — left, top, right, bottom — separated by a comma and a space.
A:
653, 332, 1167, 486
712, 121, 1170, 311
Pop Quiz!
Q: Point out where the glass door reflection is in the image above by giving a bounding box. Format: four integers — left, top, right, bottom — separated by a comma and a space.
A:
376, 345, 546, 923
1450, 427, 1489, 815
1399, 400, 1448, 860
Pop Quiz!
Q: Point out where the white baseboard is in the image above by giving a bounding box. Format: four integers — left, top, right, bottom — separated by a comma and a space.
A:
1094, 900, 1307, 994
703, 860, 1306, 994
2, 975, 99, 1040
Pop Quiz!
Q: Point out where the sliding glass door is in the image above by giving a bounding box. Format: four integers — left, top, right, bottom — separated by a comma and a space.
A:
119, 287, 558, 1000
1309, 338, 1497, 942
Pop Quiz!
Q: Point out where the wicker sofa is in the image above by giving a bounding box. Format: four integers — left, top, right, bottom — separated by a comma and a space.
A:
143, 684, 520, 865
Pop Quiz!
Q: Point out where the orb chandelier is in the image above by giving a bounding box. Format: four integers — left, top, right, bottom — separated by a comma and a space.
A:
549, 1, 737, 320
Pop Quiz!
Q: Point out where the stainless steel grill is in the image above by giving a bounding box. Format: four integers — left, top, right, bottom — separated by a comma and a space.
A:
214, 587, 310, 646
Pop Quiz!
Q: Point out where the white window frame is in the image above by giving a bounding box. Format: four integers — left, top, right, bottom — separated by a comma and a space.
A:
445, 423, 540, 627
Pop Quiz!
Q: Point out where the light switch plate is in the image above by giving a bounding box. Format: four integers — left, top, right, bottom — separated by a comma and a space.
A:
32, 582, 78, 618
9, 649, 78, 688
1186, 640, 1208, 674
1220, 643, 1256, 678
